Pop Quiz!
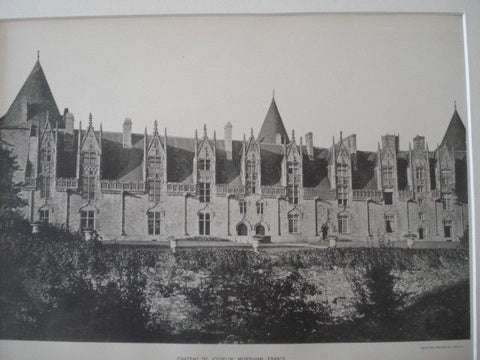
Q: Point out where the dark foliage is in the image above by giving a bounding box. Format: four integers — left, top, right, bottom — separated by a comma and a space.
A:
183, 266, 330, 343
0, 147, 27, 229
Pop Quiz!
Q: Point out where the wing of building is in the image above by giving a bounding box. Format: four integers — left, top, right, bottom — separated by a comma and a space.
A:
0, 58, 468, 243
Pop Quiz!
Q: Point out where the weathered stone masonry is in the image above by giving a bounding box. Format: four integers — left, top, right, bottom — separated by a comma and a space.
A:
0, 58, 469, 243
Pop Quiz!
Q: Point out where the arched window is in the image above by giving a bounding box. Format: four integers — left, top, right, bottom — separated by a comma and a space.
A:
237, 223, 248, 236
255, 224, 265, 236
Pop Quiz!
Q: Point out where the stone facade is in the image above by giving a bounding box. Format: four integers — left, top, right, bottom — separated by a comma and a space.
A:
0, 58, 469, 243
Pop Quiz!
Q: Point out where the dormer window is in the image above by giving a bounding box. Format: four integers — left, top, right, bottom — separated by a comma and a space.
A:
199, 159, 211, 171
415, 167, 424, 180
382, 166, 394, 179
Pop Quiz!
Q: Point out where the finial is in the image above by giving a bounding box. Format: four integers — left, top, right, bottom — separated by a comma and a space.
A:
144, 126, 147, 135
250, 128, 254, 137
203, 124, 207, 137
165, 127, 167, 137
37, 50, 40, 62
340, 131, 343, 140
195, 129, 198, 139
88, 113, 92, 126
100, 123, 103, 132
154, 119, 158, 133
292, 129, 295, 141
454, 100, 457, 110
272, 89, 275, 99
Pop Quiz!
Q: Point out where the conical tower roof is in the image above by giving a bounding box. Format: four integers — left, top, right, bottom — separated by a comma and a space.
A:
0, 56, 61, 128
440, 107, 466, 151
257, 97, 289, 144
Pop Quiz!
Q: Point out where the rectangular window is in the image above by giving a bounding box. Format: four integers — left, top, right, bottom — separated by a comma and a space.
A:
418, 198, 423, 207
246, 158, 257, 194
382, 167, 394, 179
287, 184, 299, 205
288, 214, 299, 234
415, 167, 424, 180
338, 215, 348, 234
443, 220, 452, 238
199, 159, 211, 171
82, 175, 95, 199
419, 212, 424, 221
385, 215, 394, 233
147, 211, 161, 235
39, 209, 49, 223
384, 192, 393, 205
40, 176, 51, 199
199, 213, 211, 235
256, 202, 264, 215
80, 210, 95, 231
148, 180, 161, 203
441, 169, 451, 185
239, 200, 247, 214
443, 197, 452, 210
416, 185, 424, 193
418, 227, 424, 240
199, 182, 211, 203
147, 154, 163, 178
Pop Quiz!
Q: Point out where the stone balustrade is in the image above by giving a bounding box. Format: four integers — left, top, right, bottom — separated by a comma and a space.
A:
100, 180, 145, 193
352, 189, 383, 201
261, 186, 286, 198
56, 178, 78, 191
216, 184, 246, 196
166, 182, 197, 195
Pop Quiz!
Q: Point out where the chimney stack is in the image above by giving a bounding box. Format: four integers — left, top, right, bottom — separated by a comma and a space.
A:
64, 108, 75, 135
123, 118, 132, 148
305, 132, 314, 160
225, 122, 232, 160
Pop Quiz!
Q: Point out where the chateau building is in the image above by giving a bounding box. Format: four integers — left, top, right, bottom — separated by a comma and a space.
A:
0, 57, 468, 243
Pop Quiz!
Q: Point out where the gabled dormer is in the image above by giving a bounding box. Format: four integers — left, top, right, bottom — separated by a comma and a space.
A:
436, 143, 455, 194
376, 134, 399, 191
241, 129, 261, 194
407, 135, 431, 194
38, 113, 57, 176
284, 130, 302, 204
77, 114, 101, 200
194, 125, 216, 186
328, 132, 353, 206
145, 120, 167, 182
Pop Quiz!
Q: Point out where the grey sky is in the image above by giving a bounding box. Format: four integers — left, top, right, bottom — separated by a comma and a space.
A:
0, 14, 466, 150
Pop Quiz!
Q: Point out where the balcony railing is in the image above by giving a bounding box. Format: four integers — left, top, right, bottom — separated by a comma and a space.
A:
24, 177, 37, 190
100, 180, 145, 193
216, 184, 246, 196
167, 183, 197, 196
261, 186, 286, 198
352, 189, 383, 201
56, 178, 78, 191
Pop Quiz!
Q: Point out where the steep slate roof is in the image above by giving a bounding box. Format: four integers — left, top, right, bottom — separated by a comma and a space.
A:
440, 108, 466, 151
257, 97, 289, 144
0, 59, 62, 129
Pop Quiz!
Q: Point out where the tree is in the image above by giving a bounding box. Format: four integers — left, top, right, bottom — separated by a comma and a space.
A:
351, 256, 408, 338
0, 146, 27, 228
184, 266, 330, 343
